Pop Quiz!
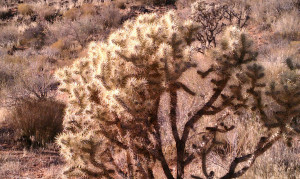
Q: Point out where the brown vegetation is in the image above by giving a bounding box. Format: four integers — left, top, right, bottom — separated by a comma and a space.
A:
0, 0, 299, 178
9, 99, 65, 147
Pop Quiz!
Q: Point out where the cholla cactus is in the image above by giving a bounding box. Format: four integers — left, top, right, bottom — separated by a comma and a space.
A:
192, 0, 227, 51
56, 9, 299, 179
191, 0, 251, 53
218, 54, 300, 179
56, 11, 199, 178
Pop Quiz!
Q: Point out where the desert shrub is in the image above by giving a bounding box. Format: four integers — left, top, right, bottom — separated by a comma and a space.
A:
40, 46, 60, 59
191, 0, 251, 52
248, 0, 299, 29
47, 3, 121, 51
56, 9, 121, 48
80, 3, 97, 16
0, 56, 58, 105
0, 56, 16, 91
0, 7, 8, 19
99, 3, 122, 29
64, 7, 80, 20
222, 0, 251, 28
242, 141, 300, 179
18, 4, 34, 16
0, 25, 19, 48
0, 7, 15, 20
10, 98, 65, 147
22, 23, 46, 49
272, 10, 300, 40
0, 71, 14, 89
191, 0, 227, 51
0, 48, 5, 58
51, 39, 67, 52
64, 17, 103, 47
35, 5, 59, 23
136, 0, 176, 5
49, 39, 70, 58
176, 0, 197, 9
1, 56, 62, 150
114, 0, 127, 9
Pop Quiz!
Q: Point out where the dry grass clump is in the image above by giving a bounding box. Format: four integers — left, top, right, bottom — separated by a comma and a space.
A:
0, 25, 19, 48
0, 55, 59, 104
49, 39, 71, 58
114, 0, 127, 9
80, 3, 97, 16
48, 4, 121, 50
64, 4, 98, 20
18, 4, 34, 16
136, 0, 176, 5
35, 5, 59, 23
0, 70, 14, 90
176, 0, 197, 9
9, 99, 65, 147
248, 0, 298, 29
242, 141, 300, 179
272, 10, 300, 41
63, 7, 80, 20
100, 5, 122, 29
21, 23, 46, 49
50, 39, 67, 52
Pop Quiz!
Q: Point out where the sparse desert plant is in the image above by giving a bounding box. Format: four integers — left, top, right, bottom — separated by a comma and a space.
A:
135, 0, 176, 5
80, 3, 97, 16
55, 10, 299, 179
1, 57, 59, 106
22, 23, 46, 49
18, 3, 34, 16
176, 0, 197, 9
248, 0, 298, 29
242, 140, 300, 179
0, 48, 5, 58
272, 9, 300, 40
0, 25, 19, 48
0, 55, 64, 148
35, 5, 59, 23
40, 46, 61, 59
48, 39, 71, 58
59, 9, 121, 48
63, 7, 80, 20
65, 17, 102, 48
99, 3, 122, 29
0, 6, 15, 20
0, 70, 14, 90
191, 0, 253, 53
9, 98, 65, 147
191, 0, 227, 52
114, 0, 127, 9
222, 0, 251, 28
51, 39, 67, 52
47, 2, 121, 51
